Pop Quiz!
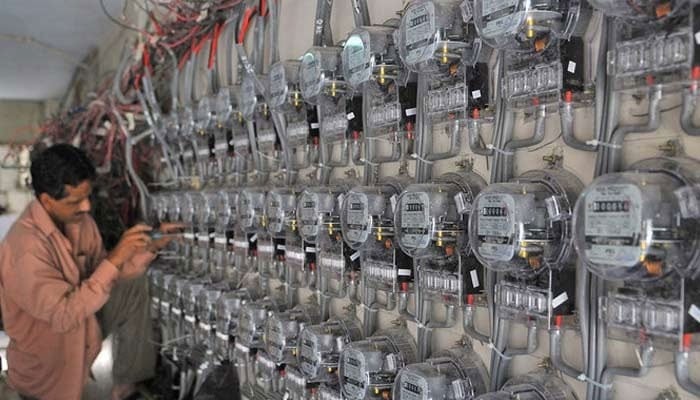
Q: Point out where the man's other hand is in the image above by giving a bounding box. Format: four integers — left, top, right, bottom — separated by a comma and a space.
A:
149, 222, 186, 252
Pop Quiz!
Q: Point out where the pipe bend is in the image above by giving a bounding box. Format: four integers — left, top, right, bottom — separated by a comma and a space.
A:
599, 344, 654, 400
468, 118, 495, 156
426, 304, 457, 329
425, 119, 462, 161
398, 291, 417, 322
549, 326, 584, 378
675, 349, 700, 395
561, 102, 598, 151
504, 321, 538, 357
504, 105, 547, 153
462, 304, 491, 343
681, 87, 700, 136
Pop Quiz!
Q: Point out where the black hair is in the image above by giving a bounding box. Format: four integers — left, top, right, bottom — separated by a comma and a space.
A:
30, 144, 96, 200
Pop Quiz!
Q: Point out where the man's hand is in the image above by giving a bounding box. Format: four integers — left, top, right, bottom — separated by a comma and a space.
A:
148, 222, 186, 253
106, 224, 152, 268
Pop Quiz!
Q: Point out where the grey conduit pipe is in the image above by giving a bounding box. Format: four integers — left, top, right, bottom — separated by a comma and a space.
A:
398, 290, 417, 322
424, 119, 462, 161
254, 15, 266, 75
675, 347, 700, 396
561, 97, 598, 151
313, 0, 334, 47
268, 0, 281, 65
599, 344, 655, 400
113, 45, 135, 105
351, 0, 371, 28
463, 303, 490, 343
681, 82, 700, 136
413, 75, 431, 182
606, 86, 662, 173
550, 322, 586, 379
502, 104, 547, 179
494, 320, 538, 389
270, 112, 296, 185
467, 118, 495, 156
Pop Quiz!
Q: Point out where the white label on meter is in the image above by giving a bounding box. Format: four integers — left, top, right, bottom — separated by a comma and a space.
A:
470, 269, 480, 288
400, 192, 431, 249
404, 2, 436, 65
344, 31, 371, 87
399, 372, 429, 400
552, 292, 569, 309
257, 128, 277, 144
299, 193, 320, 238
477, 194, 516, 261
342, 349, 367, 400
584, 184, 643, 267
689, 304, 700, 323
344, 192, 370, 244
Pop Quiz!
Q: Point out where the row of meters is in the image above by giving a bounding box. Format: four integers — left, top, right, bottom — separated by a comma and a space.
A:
147, 155, 700, 400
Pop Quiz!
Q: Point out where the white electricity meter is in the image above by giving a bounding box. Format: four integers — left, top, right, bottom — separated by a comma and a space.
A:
237, 188, 266, 232
179, 192, 197, 226
264, 304, 322, 365
469, 169, 583, 276
473, 0, 581, 52
266, 188, 298, 236
338, 329, 417, 400
341, 183, 401, 250
395, 172, 486, 257
237, 298, 282, 349
214, 289, 255, 360
254, 350, 286, 393
298, 316, 364, 384
342, 25, 400, 90
574, 157, 700, 281
393, 347, 489, 400
182, 281, 205, 318
167, 193, 182, 223
474, 371, 576, 400
196, 287, 221, 345
397, 0, 482, 73
269, 60, 303, 110
297, 186, 348, 243
214, 189, 238, 233
300, 47, 344, 104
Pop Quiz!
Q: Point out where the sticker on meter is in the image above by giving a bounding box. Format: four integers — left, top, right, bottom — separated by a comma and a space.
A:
301, 52, 322, 99
584, 184, 643, 267
477, 194, 516, 261
400, 192, 431, 249
342, 349, 367, 399
403, 2, 436, 65
344, 193, 370, 244
344, 31, 371, 88
269, 63, 288, 107
399, 372, 429, 400
299, 330, 320, 377
299, 193, 320, 238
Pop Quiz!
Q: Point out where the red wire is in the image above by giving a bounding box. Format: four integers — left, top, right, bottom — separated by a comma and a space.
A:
238, 7, 258, 44
260, 0, 269, 17
208, 22, 223, 69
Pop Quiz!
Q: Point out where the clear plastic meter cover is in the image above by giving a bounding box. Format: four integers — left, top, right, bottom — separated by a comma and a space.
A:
469, 169, 583, 275
341, 183, 402, 250
238, 74, 258, 121
339, 329, 417, 400
394, 347, 489, 400
474, 371, 576, 400
265, 188, 298, 236
195, 95, 212, 133
300, 47, 343, 104
195, 191, 217, 230
397, 0, 482, 73
214, 189, 238, 232
395, 172, 486, 258
342, 26, 397, 90
297, 186, 348, 243
215, 289, 254, 341
237, 298, 281, 348
238, 189, 267, 232
269, 60, 302, 110
473, 0, 581, 51
179, 192, 197, 226
215, 88, 233, 127
264, 304, 321, 364
573, 157, 700, 281
298, 317, 364, 383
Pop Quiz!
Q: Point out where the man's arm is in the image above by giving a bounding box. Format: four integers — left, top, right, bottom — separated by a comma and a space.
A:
84, 218, 155, 281
2, 246, 120, 333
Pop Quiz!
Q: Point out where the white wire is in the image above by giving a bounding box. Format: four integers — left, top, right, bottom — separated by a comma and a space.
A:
410, 153, 434, 164
486, 144, 514, 155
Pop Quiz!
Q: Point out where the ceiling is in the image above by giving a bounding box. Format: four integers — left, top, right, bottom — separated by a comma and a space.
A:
0, 0, 123, 100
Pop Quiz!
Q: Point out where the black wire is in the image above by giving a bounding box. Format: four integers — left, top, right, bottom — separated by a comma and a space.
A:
100, 0, 145, 34
528, 131, 563, 152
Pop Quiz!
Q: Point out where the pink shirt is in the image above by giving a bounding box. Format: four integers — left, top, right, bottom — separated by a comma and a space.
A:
0, 200, 155, 400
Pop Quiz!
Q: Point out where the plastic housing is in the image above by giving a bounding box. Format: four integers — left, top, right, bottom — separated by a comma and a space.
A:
179, 192, 197, 225
342, 25, 398, 90
238, 74, 258, 121
238, 189, 267, 233
474, 370, 577, 400
264, 304, 322, 364
268, 60, 302, 110
393, 347, 489, 400
237, 298, 281, 348
214, 289, 254, 359
265, 188, 298, 236
214, 189, 239, 232
300, 46, 344, 104
341, 184, 401, 250
469, 168, 583, 276
473, 0, 581, 52
339, 329, 417, 400
573, 157, 700, 281
297, 185, 348, 243
297, 316, 364, 383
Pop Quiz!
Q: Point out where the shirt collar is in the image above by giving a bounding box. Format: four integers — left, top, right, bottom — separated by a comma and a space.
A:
28, 199, 60, 237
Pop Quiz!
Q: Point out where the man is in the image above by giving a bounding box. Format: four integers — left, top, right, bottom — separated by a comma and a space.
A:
0, 144, 177, 400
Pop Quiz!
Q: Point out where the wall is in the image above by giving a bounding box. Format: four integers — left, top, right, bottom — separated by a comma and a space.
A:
94, 1, 700, 399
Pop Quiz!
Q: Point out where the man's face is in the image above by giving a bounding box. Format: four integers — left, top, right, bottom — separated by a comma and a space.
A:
39, 180, 92, 226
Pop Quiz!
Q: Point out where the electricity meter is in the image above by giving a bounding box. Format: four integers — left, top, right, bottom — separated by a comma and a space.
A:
165, 276, 187, 320
393, 347, 489, 400
148, 268, 164, 318
469, 169, 583, 276
297, 186, 348, 243
300, 47, 344, 104
238, 74, 258, 121
473, 0, 580, 52
298, 316, 364, 384
474, 370, 576, 400
238, 188, 267, 232
179, 106, 195, 139
153, 271, 175, 318
338, 328, 417, 400
266, 188, 298, 237
195, 191, 217, 232
179, 192, 197, 227
215, 88, 233, 127
573, 157, 700, 281
181, 281, 205, 347
342, 25, 400, 90
214, 288, 260, 360
195, 96, 213, 135
167, 193, 182, 223
395, 172, 486, 305
196, 287, 221, 347
254, 350, 286, 393
397, 0, 482, 73
237, 298, 282, 349
265, 304, 322, 365
341, 184, 399, 250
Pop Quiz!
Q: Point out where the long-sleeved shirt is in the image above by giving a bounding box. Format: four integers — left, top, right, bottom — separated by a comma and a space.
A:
0, 200, 155, 400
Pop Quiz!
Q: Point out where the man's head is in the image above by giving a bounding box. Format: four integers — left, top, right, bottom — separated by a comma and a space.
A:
30, 144, 96, 226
